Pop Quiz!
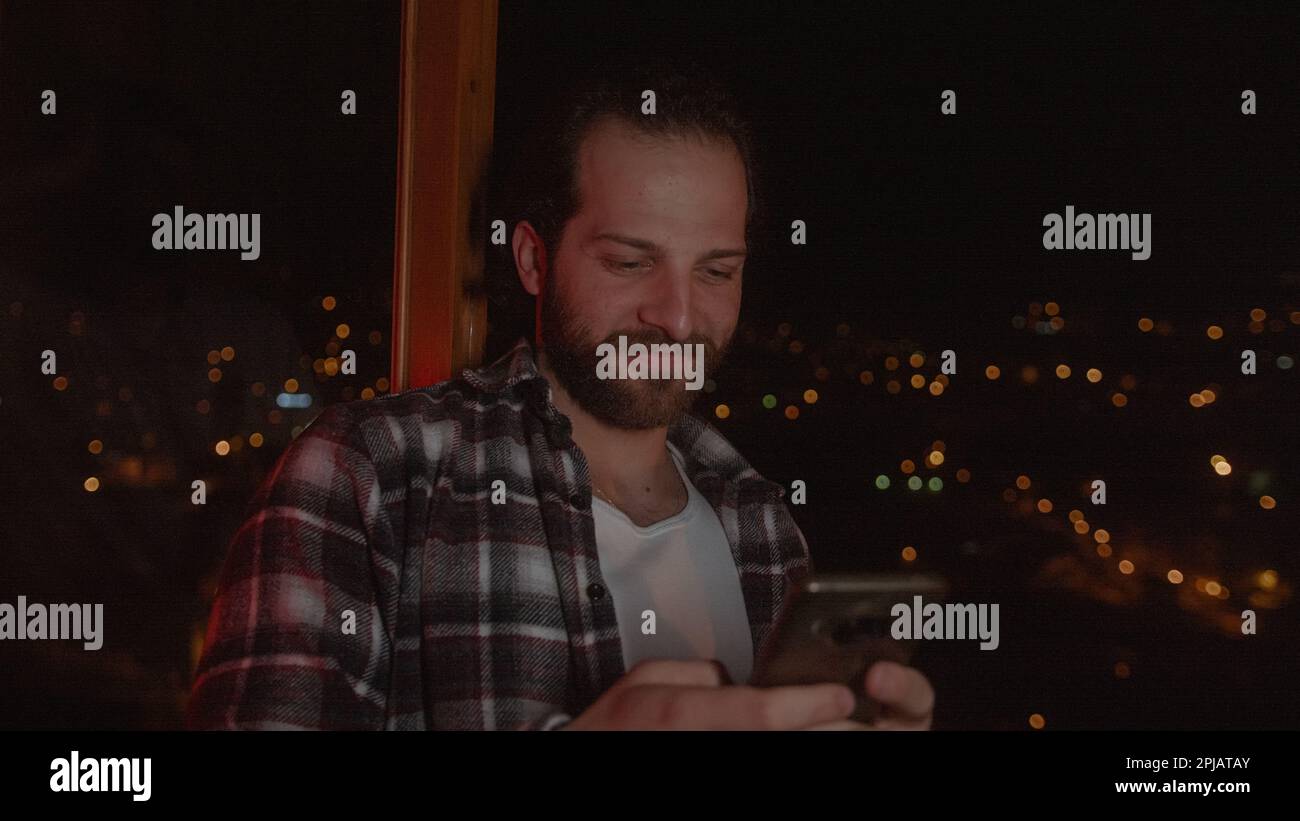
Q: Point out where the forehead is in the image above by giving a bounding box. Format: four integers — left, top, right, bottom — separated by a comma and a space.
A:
572, 117, 748, 242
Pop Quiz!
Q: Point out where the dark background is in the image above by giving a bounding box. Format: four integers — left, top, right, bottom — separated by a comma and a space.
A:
1, 0, 1296, 729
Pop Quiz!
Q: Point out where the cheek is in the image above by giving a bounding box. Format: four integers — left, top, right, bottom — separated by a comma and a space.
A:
596, 290, 643, 328
555, 258, 612, 320
575, 286, 641, 338
698, 284, 742, 335
588, 273, 668, 324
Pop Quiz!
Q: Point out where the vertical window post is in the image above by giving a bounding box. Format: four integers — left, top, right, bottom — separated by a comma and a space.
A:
391, 0, 497, 391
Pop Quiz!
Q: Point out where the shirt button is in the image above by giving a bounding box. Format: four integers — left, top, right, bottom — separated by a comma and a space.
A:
586, 583, 606, 601
569, 491, 586, 507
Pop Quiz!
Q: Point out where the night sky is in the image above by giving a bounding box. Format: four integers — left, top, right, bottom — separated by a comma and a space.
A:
1, 1, 1296, 729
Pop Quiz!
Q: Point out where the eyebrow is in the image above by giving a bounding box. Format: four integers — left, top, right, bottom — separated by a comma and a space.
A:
591, 232, 747, 262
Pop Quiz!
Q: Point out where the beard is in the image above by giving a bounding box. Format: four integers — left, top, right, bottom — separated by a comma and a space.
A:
539, 270, 731, 430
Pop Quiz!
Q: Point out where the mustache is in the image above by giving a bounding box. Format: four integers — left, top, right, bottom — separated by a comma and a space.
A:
594, 329, 720, 355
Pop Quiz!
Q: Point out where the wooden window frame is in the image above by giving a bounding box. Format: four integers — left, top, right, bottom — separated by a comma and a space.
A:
390, 0, 498, 391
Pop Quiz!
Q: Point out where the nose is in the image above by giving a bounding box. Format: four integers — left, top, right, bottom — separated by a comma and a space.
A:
636, 267, 693, 343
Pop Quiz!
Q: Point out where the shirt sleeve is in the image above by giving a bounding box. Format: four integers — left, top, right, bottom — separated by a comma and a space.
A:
187, 404, 392, 730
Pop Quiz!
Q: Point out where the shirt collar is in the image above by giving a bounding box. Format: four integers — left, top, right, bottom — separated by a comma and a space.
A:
461, 336, 545, 394
460, 337, 785, 499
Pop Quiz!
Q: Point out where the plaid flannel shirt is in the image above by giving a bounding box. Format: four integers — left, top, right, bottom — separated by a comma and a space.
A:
188, 337, 812, 730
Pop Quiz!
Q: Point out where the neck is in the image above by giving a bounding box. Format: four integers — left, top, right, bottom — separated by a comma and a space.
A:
537, 350, 674, 496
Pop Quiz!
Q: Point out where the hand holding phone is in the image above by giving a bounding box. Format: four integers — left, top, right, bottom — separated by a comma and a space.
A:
750, 573, 948, 724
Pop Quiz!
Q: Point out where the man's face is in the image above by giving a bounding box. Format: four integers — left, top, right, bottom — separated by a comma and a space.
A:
539, 117, 748, 429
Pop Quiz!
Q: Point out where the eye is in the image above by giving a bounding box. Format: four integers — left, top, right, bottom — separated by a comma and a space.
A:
704, 268, 736, 280
605, 258, 649, 274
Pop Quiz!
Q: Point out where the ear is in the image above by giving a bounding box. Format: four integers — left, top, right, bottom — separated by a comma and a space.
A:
512, 221, 549, 349
512, 221, 547, 297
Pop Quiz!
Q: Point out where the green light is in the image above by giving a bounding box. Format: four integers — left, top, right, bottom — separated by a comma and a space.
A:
762, 394, 777, 409
928, 477, 943, 492
907, 476, 923, 491
1247, 471, 1272, 495
875, 475, 890, 490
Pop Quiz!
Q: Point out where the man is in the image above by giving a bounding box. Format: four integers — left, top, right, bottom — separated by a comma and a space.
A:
188, 69, 935, 730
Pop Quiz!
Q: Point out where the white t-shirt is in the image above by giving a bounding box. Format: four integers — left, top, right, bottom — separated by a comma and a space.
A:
591, 441, 754, 685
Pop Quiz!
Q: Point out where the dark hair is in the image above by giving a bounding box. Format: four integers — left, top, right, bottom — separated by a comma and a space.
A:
515, 64, 760, 259
484, 59, 762, 347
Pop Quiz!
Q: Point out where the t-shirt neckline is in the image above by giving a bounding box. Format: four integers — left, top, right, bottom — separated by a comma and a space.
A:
592, 441, 694, 534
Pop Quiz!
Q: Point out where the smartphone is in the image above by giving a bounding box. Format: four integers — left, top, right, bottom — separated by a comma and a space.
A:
749, 573, 949, 723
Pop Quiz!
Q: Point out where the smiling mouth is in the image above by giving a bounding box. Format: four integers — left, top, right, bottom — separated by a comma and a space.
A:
629, 347, 679, 374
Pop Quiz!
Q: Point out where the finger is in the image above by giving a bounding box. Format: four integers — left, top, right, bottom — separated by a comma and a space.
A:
865, 661, 934, 720
621, 658, 726, 688
802, 719, 876, 731
639, 682, 855, 730
743, 683, 857, 730
869, 715, 932, 731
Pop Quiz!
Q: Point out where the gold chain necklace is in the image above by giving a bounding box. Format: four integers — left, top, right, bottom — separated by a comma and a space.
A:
591, 483, 619, 507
